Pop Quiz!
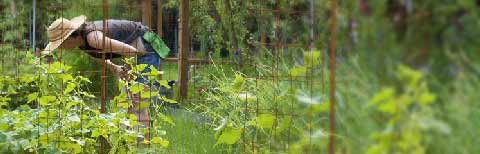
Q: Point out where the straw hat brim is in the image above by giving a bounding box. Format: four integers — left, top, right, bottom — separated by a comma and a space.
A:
42, 15, 86, 55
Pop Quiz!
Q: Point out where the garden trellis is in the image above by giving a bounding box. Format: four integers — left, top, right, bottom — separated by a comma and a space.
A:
0, 0, 335, 153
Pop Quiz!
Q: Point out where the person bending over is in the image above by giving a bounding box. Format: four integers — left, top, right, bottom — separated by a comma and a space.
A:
42, 15, 170, 140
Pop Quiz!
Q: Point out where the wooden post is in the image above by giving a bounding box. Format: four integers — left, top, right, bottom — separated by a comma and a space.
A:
328, 0, 337, 153
101, 0, 108, 153
142, 0, 153, 27
157, 0, 163, 80
178, 0, 189, 100
157, 0, 163, 37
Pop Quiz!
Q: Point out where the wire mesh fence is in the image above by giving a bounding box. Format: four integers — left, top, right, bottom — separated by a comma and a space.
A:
0, 0, 329, 153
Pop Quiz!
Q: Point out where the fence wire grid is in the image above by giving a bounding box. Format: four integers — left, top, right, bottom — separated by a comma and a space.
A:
0, 0, 336, 153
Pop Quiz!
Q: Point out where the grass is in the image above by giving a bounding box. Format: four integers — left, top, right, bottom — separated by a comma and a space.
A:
159, 108, 227, 154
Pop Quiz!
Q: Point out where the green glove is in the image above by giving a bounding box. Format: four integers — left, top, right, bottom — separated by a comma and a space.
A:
143, 31, 170, 59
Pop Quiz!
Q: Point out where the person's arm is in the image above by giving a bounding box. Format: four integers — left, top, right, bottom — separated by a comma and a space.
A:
92, 58, 127, 79
86, 30, 142, 56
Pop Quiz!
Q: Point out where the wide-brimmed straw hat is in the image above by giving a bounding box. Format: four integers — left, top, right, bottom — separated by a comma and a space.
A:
41, 15, 86, 55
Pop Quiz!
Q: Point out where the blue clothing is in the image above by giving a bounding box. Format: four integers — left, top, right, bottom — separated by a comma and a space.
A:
136, 40, 161, 84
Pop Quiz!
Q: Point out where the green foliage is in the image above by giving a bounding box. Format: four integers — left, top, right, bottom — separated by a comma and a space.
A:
367, 65, 449, 154
0, 52, 173, 153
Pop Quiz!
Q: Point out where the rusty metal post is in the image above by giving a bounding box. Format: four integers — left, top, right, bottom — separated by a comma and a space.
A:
100, 0, 108, 153
328, 0, 337, 153
178, 0, 189, 100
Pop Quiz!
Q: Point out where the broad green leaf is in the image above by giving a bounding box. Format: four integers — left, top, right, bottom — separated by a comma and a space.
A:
118, 102, 129, 109
91, 129, 101, 138
160, 96, 178, 104
231, 74, 245, 92
370, 88, 395, 105
304, 50, 321, 67
66, 101, 78, 109
158, 80, 171, 89
27, 92, 38, 103
61, 74, 74, 83
64, 82, 76, 94
151, 137, 169, 147
290, 66, 307, 77
216, 127, 242, 145
135, 64, 148, 72
131, 83, 143, 94
257, 114, 275, 129
418, 92, 436, 105
397, 65, 422, 87
378, 100, 397, 114
20, 75, 36, 83
141, 91, 158, 99
39, 96, 56, 106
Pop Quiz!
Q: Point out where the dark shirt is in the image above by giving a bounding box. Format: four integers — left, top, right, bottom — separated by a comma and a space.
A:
79, 20, 149, 59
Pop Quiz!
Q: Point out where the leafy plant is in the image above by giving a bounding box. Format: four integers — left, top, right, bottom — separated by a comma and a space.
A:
0, 52, 173, 153
367, 65, 450, 154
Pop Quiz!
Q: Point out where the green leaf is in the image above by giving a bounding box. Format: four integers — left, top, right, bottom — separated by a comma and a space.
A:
257, 114, 275, 129
91, 129, 100, 138
64, 82, 76, 94
370, 88, 395, 105
304, 50, 321, 67
151, 137, 169, 147
397, 65, 423, 87
27, 92, 38, 103
160, 96, 177, 104
231, 74, 245, 92
158, 80, 171, 89
66, 101, 78, 109
159, 113, 175, 126
135, 64, 148, 73
131, 83, 143, 94
39, 96, 56, 106
290, 66, 307, 77
418, 92, 436, 105
20, 75, 36, 84
141, 91, 158, 99
216, 127, 242, 145
61, 74, 74, 83
118, 102, 129, 109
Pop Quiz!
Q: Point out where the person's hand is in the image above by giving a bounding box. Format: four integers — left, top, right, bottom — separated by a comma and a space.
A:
40, 50, 54, 64
112, 64, 129, 80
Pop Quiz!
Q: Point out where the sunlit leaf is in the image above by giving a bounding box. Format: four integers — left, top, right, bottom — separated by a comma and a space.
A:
130, 83, 143, 94
257, 114, 275, 129
27, 92, 38, 103
290, 66, 307, 77
231, 74, 245, 92
39, 96, 56, 106
303, 50, 321, 67
64, 82, 76, 94
151, 137, 169, 147
215, 127, 242, 145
